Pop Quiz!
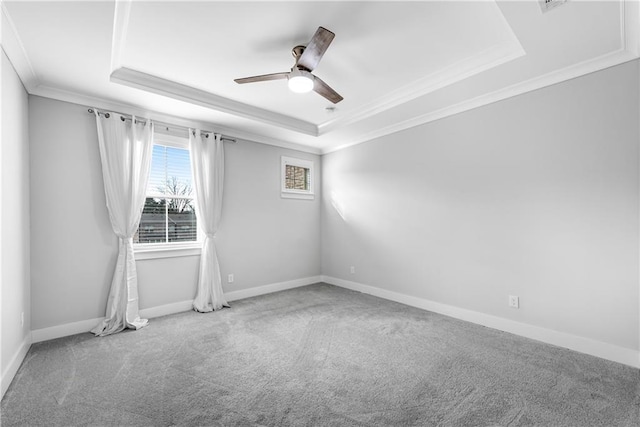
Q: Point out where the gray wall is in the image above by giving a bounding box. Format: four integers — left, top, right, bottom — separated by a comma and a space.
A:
322, 60, 639, 352
20, 57, 640, 358
1, 50, 31, 388
29, 96, 321, 330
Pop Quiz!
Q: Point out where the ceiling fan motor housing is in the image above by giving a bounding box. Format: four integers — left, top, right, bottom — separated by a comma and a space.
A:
292, 45, 306, 60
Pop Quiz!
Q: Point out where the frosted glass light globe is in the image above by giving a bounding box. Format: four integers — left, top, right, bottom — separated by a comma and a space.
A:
288, 70, 314, 93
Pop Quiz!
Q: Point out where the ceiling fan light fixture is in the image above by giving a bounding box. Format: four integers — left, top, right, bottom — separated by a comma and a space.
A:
235, 27, 341, 103
288, 69, 314, 93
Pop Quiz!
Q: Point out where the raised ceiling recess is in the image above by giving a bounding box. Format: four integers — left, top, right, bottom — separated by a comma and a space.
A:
2, 0, 638, 153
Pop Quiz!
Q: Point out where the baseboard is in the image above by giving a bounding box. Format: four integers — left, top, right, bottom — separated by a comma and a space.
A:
139, 300, 193, 319
1, 333, 32, 399
30, 275, 322, 344
31, 316, 104, 343
322, 275, 640, 369
225, 275, 322, 302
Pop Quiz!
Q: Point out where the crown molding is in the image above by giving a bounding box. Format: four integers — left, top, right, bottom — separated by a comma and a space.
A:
621, 0, 639, 56
318, 0, 525, 136
107, 1, 524, 140
318, 39, 525, 136
110, 0, 130, 72
321, 0, 638, 154
110, 67, 319, 136
322, 48, 638, 155
0, 1, 39, 91
108, 0, 320, 137
30, 83, 321, 155
3, 0, 638, 157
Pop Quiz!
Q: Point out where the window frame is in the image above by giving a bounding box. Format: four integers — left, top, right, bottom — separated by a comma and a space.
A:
281, 156, 315, 200
134, 133, 202, 260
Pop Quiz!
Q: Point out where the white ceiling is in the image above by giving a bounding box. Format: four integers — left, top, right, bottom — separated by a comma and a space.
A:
2, 0, 638, 154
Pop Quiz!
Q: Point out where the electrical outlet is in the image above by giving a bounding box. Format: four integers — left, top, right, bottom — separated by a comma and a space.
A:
509, 295, 519, 309
350, 266, 355, 274
228, 274, 234, 284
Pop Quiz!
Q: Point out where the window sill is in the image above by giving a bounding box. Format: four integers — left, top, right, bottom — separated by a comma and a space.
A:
281, 192, 315, 200
134, 244, 202, 260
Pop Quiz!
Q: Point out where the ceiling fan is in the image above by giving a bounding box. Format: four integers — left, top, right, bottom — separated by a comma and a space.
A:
234, 26, 343, 104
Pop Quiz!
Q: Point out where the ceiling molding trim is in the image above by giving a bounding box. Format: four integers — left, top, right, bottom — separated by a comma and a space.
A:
322, 48, 637, 155
318, 39, 525, 135
30, 84, 321, 155
111, 67, 319, 136
622, 0, 640, 56
110, 0, 131, 72
0, 2, 39, 91
318, 0, 525, 136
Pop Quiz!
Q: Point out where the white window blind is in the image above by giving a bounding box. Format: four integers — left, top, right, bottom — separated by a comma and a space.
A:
135, 144, 197, 244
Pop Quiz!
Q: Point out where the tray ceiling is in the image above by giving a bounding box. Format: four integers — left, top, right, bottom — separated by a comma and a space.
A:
2, 1, 638, 153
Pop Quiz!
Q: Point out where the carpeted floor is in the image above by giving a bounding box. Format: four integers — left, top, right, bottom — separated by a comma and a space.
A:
1, 283, 638, 426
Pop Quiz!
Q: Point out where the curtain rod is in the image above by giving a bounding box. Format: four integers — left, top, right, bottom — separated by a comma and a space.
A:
87, 108, 236, 143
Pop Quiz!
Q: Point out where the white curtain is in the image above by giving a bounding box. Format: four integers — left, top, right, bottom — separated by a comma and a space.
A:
91, 111, 154, 336
189, 131, 229, 312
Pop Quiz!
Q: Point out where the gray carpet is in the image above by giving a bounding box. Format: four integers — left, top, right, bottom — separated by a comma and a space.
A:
1, 283, 638, 426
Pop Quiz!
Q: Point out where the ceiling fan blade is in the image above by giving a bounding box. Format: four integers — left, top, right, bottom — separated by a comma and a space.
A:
297, 26, 335, 71
234, 72, 289, 84
313, 75, 343, 104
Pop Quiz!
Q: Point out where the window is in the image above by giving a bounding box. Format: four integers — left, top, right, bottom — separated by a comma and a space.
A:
281, 156, 314, 200
134, 134, 198, 253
